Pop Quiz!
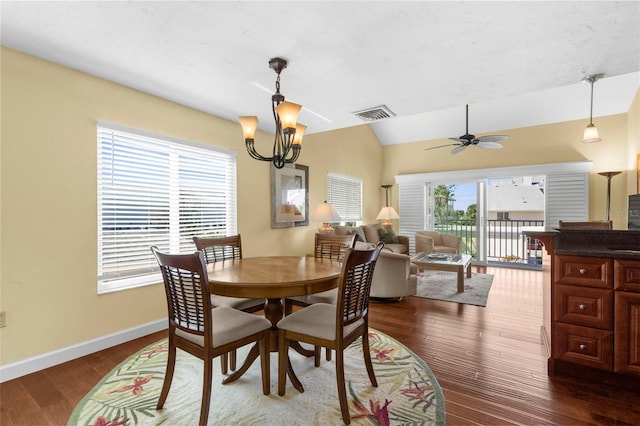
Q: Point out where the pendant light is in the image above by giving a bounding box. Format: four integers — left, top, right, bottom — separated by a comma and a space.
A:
582, 73, 604, 144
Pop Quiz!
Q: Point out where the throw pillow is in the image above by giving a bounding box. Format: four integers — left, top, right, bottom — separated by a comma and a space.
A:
350, 229, 366, 242
378, 228, 399, 244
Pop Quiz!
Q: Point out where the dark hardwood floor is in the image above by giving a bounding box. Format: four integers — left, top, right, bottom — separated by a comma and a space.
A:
2, 266, 639, 425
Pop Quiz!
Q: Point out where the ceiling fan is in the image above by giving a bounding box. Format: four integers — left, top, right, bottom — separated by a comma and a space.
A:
425, 104, 509, 154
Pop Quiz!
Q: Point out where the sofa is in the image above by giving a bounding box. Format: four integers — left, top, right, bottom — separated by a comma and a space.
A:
332, 223, 409, 254
415, 230, 462, 254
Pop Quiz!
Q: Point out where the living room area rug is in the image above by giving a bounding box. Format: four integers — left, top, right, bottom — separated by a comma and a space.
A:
415, 271, 494, 307
68, 329, 445, 425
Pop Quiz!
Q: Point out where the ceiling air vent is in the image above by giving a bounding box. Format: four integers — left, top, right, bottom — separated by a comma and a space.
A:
352, 104, 396, 122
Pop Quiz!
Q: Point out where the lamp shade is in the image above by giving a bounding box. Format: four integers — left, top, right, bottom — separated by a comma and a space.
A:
376, 206, 400, 220
311, 202, 342, 222
293, 123, 307, 146
275, 101, 302, 129
238, 116, 258, 139
582, 124, 602, 144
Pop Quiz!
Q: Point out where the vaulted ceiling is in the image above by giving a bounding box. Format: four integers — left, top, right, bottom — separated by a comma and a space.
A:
2, 1, 639, 145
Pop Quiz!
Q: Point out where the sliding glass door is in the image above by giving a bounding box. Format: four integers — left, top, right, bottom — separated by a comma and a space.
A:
427, 181, 488, 264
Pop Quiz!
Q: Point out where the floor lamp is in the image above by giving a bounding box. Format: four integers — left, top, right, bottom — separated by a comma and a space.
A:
598, 171, 621, 221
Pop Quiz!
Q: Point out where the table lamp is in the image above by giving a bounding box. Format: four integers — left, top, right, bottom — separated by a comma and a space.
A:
311, 201, 342, 234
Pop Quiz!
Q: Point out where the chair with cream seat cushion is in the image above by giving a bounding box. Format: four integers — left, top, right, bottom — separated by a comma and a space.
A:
151, 246, 271, 426
193, 234, 265, 373
284, 233, 356, 360
277, 242, 384, 425
286, 233, 357, 308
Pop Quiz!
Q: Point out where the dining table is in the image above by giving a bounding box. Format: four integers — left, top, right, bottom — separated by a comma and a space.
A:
207, 255, 342, 392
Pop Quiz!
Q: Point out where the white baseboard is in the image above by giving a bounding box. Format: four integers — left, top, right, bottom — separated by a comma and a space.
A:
0, 319, 167, 383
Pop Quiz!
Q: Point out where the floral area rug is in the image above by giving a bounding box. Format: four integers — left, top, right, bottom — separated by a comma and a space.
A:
415, 271, 494, 307
68, 329, 445, 425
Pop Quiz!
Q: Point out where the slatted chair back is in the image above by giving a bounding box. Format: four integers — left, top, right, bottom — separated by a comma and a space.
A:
336, 242, 384, 328
314, 233, 357, 262
151, 246, 211, 339
193, 235, 242, 264
558, 220, 612, 229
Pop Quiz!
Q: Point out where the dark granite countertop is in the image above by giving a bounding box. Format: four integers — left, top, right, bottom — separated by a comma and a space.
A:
523, 228, 640, 260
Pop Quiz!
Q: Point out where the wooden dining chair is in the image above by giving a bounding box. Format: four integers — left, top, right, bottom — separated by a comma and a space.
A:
277, 242, 385, 425
193, 234, 265, 373
287, 233, 357, 307
558, 220, 613, 229
284, 233, 357, 360
151, 246, 271, 426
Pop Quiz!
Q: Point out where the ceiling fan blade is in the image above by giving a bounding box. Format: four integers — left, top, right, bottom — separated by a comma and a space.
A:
448, 137, 465, 142
451, 145, 467, 154
476, 141, 503, 149
425, 143, 459, 151
476, 135, 509, 143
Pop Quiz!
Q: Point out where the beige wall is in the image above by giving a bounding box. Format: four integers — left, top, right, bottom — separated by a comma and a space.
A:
1, 46, 637, 368
382, 105, 637, 229
0, 48, 383, 365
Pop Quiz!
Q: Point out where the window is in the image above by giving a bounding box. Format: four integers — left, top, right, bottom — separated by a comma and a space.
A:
97, 122, 237, 294
497, 211, 510, 220
327, 172, 362, 224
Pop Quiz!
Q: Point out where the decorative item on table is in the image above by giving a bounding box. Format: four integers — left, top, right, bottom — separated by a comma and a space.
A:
239, 57, 306, 169
311, 201, 341, 235
376, 184, 400, 231
427, 253, 450, 260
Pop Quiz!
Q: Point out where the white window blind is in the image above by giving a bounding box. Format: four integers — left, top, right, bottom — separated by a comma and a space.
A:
97, 122, 237, 294
399, 182, 427, 254
545, 172, 589, 227
327, 173, 362, 222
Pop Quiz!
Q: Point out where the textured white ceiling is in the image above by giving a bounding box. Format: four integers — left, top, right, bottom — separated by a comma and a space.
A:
2, 1, 639, 145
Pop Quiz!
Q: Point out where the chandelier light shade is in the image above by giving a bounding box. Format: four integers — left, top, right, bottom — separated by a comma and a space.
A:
239, 57, 305, 169
582, 73, 604, 144
376, 184, 400, 230
311, 201, 342, 234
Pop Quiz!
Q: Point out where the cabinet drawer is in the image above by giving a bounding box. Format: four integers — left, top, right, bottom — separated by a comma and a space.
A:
553, 323, 613, 371
554, 255, 612, 288
614, 259, 640, 292
554, 284, 613, 329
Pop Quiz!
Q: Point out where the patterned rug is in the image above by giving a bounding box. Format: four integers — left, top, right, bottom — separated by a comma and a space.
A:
68, 329, 445, 425
415, 271, 494, 307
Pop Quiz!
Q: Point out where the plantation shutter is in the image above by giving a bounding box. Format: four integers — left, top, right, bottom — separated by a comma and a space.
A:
97, 122, 237, 293
327, 173, 362, 222
545, 172, 589, 227
399, 182, 427, 254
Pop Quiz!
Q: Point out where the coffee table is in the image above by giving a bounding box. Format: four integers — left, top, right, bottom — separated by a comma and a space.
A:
411, 252, 472, 293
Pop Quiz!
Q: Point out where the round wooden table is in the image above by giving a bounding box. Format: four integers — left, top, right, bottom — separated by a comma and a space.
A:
207, 256, 342, 391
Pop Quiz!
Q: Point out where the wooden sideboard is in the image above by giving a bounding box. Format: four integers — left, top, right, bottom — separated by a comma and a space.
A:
524, 229, 640, 390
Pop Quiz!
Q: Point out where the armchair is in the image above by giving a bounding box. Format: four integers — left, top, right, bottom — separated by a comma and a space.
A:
370, 250, 417, 300
415, 230, 461, 254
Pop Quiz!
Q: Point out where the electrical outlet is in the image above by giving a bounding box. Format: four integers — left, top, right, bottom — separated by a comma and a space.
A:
0, 311, 6, 328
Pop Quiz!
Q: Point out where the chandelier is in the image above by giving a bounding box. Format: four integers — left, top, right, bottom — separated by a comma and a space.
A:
238, 57, 306, 169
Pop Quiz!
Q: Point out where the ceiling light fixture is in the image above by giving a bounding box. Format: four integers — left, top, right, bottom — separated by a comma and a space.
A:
239, 57, 306, 169
582, 73, 604, 144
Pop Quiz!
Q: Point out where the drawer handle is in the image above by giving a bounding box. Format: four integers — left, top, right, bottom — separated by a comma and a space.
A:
579, 268, 587, 275
579, 304, 587, 310
579, 344, 587, 351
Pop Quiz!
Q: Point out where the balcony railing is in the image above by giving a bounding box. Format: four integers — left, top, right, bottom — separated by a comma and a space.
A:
435, 219, 544, 267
